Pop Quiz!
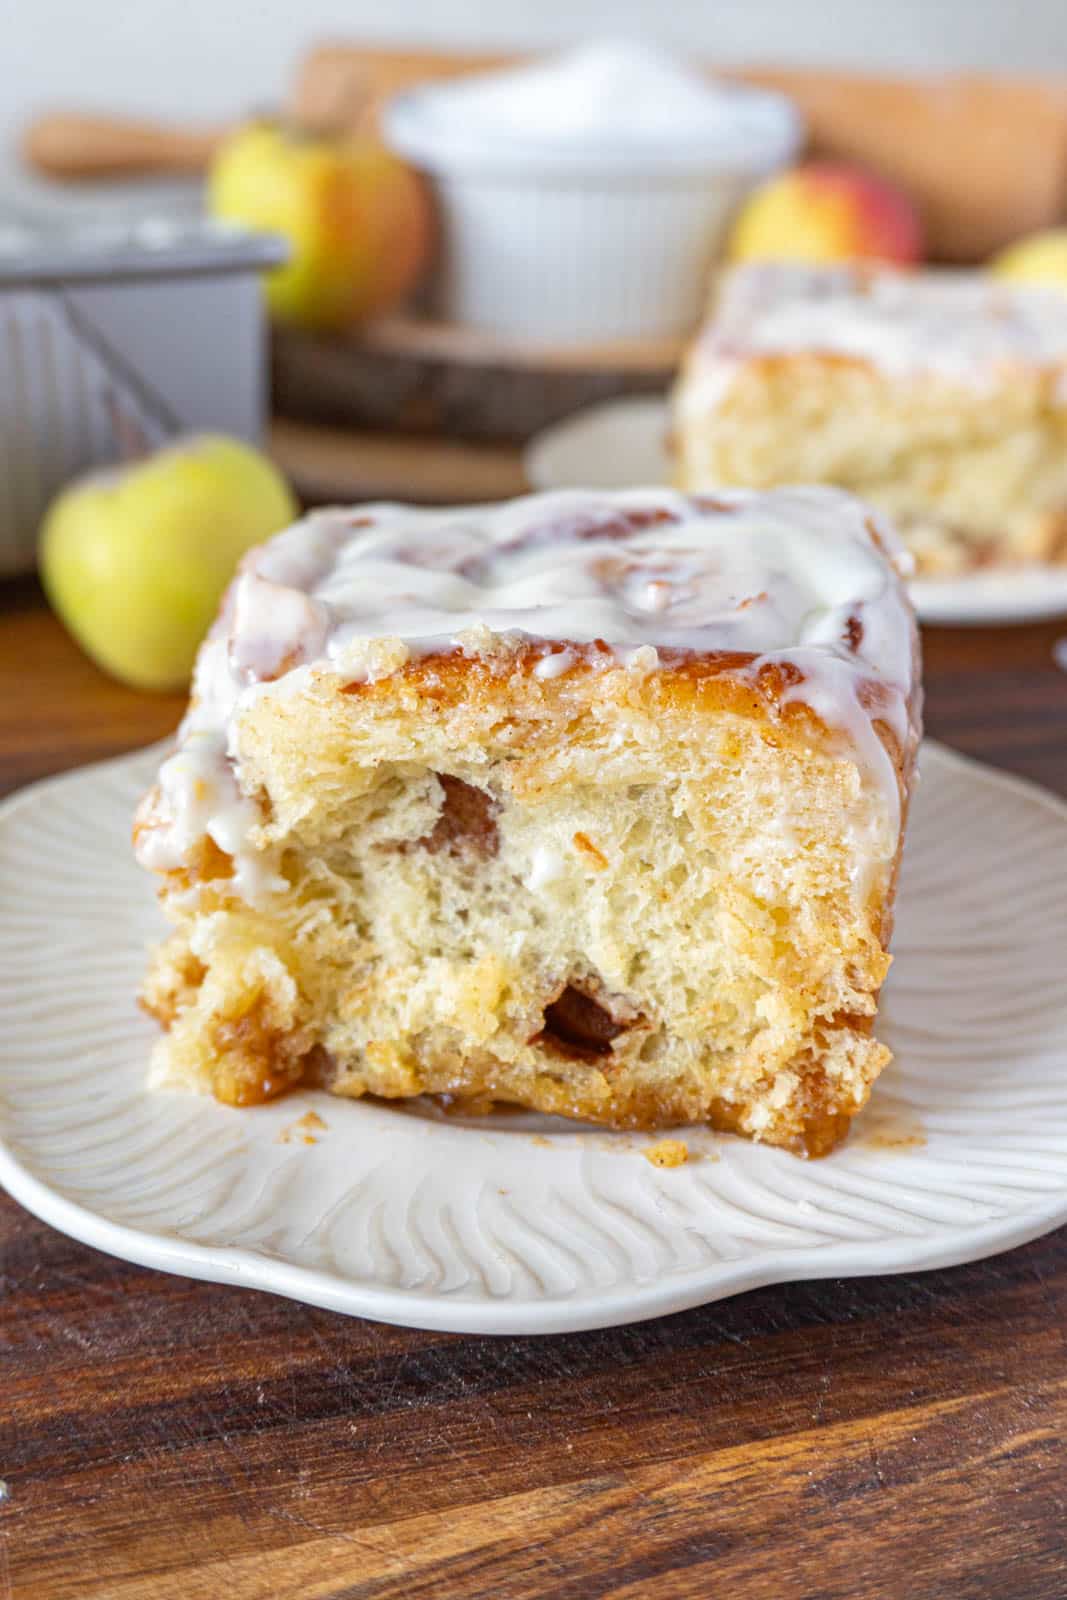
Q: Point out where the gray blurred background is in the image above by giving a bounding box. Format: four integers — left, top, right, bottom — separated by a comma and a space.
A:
3, 0, 1067, 191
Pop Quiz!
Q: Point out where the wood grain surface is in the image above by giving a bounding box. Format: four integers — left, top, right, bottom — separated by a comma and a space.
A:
1, 571, 1066, 1600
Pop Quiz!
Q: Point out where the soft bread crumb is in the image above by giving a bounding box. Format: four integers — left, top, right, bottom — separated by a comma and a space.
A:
644, 1138, 689, 1168
141, 651, 909, 1157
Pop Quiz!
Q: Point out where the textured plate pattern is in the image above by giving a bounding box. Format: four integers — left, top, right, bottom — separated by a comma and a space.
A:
1, 743, 1066, 1334
524, 397, 1067, 627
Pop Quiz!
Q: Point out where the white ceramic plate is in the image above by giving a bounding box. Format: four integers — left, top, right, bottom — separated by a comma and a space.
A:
524, 398, 1067, 627
1, 742, 1066, 1335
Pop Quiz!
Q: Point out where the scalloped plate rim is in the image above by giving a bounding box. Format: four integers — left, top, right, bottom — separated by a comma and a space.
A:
4, 1130, 1067, 1335
0, 739, 1065, 1336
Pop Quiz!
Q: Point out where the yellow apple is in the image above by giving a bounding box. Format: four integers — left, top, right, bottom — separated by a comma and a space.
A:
728, 161, 924, 266
990, 229, 1067, 290
208, 119, 432, 331
39, 436, 297, 692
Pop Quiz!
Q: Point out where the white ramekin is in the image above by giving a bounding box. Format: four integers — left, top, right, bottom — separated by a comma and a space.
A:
383, 74, 801, 343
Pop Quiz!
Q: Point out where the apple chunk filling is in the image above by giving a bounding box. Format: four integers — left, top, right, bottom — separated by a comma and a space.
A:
536, 982, 644, 1062
419, 775, 499, 858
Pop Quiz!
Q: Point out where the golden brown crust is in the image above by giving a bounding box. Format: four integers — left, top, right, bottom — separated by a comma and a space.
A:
140, 989, 878, 1156
335, 640, 914, 774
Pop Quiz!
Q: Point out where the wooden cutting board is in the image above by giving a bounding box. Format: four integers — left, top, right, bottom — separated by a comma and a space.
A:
271, 315, 680, 446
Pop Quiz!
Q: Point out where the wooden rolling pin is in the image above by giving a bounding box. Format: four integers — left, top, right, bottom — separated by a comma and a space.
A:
23, 46, 1067, 261
22, 113, 228, 179
20, 52, 379, 180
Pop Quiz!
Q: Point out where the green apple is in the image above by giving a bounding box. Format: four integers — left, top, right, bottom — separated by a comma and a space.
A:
40, 435, 298, 692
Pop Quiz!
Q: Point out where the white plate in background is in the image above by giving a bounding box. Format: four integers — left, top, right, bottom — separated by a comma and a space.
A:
1, 742, 1067, 1334
525, 396, 673, 493
524, 397, 1067, 627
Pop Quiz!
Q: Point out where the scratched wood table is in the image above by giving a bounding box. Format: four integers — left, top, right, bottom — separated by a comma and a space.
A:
1, 567, 1066, 1600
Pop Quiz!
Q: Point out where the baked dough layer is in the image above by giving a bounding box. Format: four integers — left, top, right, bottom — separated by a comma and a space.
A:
136, 490, 920, 1155
674, 264, 1067, 575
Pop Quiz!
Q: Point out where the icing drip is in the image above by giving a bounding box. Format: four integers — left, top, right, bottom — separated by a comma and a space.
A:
138, 486, 919, 900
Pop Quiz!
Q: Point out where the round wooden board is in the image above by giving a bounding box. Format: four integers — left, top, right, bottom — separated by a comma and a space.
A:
271, 313, 681, 445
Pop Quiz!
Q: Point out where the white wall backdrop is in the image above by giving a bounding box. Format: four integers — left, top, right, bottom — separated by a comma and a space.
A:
2, 0, 1067, 186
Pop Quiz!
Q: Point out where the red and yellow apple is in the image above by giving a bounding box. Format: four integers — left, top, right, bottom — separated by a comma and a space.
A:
208, 119, 432, 331
727, 161, 924, 267
40, 436, 297, 692
990, 228, 1067, 291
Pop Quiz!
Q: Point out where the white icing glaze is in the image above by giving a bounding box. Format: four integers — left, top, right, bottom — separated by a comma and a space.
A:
138, 487, 918, 899
534, 647, 577, 680
688, 264, 1067, 401
525, 844, 568, 892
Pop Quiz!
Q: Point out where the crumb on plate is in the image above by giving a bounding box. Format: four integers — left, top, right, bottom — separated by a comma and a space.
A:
277, 1109, 328, 1146
644, 1138, 689, 1168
